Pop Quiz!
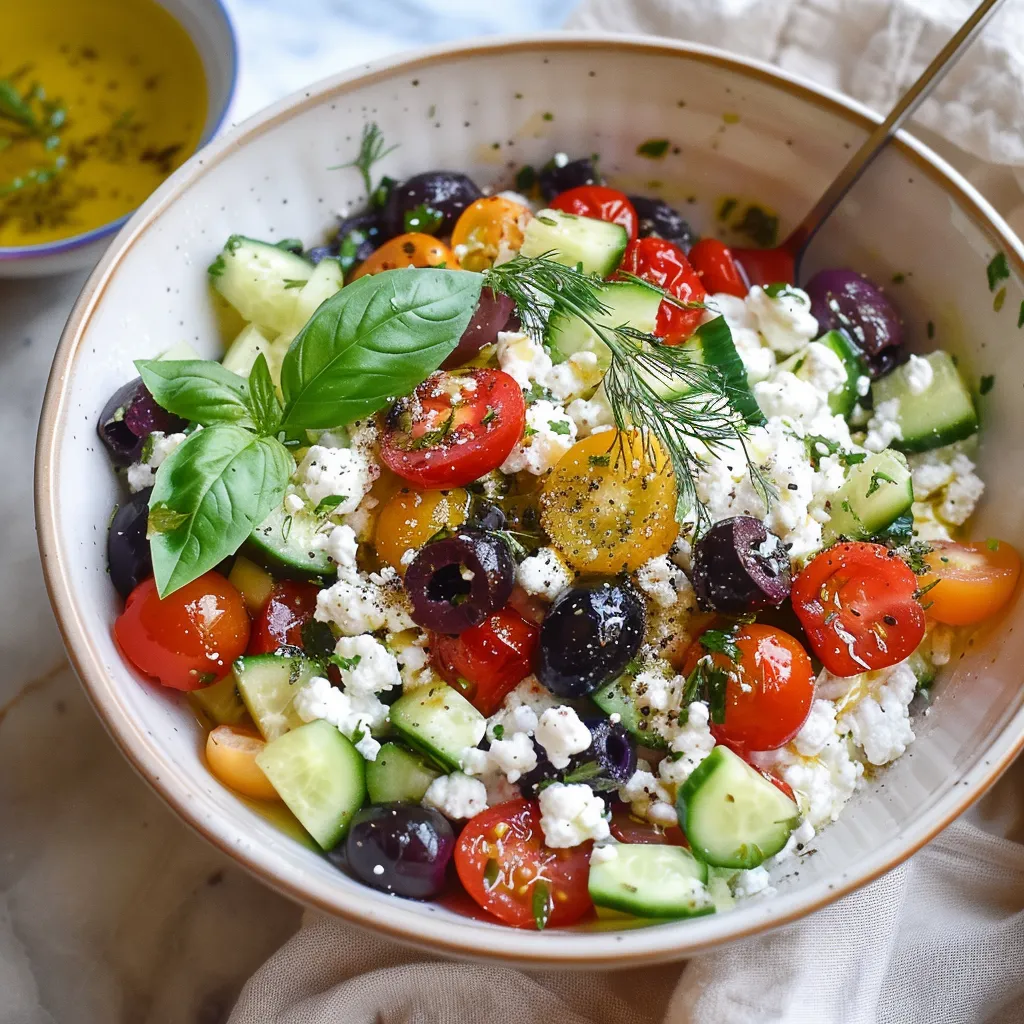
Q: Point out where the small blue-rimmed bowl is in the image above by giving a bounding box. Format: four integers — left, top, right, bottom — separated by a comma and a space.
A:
1, 0, 238, 279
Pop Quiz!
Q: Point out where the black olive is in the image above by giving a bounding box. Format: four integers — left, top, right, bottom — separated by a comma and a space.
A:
691, 516, 792, 613
536, 579, 645, 697
538, 156, 602, 201
404, 529, 514, 634
107, 488, 153, 597
381, 171, 482, 239
97, 378, 187, 466
469, 499, 507, 532
519, 717, 636, 798
629, 195, 698, 251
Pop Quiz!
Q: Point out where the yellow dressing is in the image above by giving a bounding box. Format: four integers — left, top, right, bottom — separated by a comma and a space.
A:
0, 0, 207, 247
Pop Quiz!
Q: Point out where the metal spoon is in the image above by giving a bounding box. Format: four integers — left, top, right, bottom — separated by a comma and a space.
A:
733, 0, 1010, 283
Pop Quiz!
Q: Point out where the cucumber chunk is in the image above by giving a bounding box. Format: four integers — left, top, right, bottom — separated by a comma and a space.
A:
188, 673, 248, 726
591, 676, 668, 750
366, 742, 442, 804
389, 684, 486, 772
823, 449, 913, 543
245, 503, 335, 580
872, 351, 978, 452
547, 280, 662, 367
781, 330, 867, 418
209, 235, 314, 335
588, 845, 714, 919
680, 315, 765, 425
222, 322, 278, 379
256, 720, 366, 849
288, 258, 344, 334
521, 208, 628, 277
233, 653, 319, 741
678, 745, 799, 869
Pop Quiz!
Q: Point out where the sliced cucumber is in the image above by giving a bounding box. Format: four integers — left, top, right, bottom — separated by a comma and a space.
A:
209, 235, 314, 335
591, 677, 668, 751
188, 673, 249, 726
233, 653, 319, 741
678, 745, 800, 869
588, 844, 714, 919
781, 330, 867, 418
909, 648, 936, 691
389, 683, 486, 772
679, 315, 765, 425
823, 449, 913, 543
366, 742, 442, 804
158, 340, 202, 361
547, 280, 662, 368
872, 351, 978, 452
255, 720, 366, 850
521, 208, 628, 277
222, 322, 277, 378
288, 258, 344, 334
245, 503, 335, 580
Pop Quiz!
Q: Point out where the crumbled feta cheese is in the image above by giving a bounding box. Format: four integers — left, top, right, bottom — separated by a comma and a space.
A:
635, 554, 687, 608
909, 450, 956, 499
856, 374, 871, 397
590, 843, 619, 865
938, 454, 985, 525
292, 675, 389, 761
545, 351, 604, 402
538, 782, 610, 848
499, 400, 576, 475
332, 634, 400, 696
731, 866, 774, 899
315, 565, 413, 635
535, 705, 592, 769
659, 701, 716, 785
390, 630, 438, 690
772, 819, 815, 863
619, 764, 676, 824
488, 677, 559, 736
754, 372, 828, 424
126, 461, 156, 493
297, 443, 378, 513
284, 492, 305, 515
517, 546, 574, 601
314, 523, 359, 573
496, 330, 552, 388
791, 699, 837, 757
746, 285, 819, 355
800, 341, 849, 396
863, 399, 903, 453
487, 732, 538, 783
838, 661, 917, 765
126, 430, 187, 492
422, 772, 488, 820
707, 292, 776, 382
566, 388, 615, 437
904, 354, 934, 395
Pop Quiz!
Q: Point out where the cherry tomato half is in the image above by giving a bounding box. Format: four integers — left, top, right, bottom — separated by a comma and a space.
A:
549, 185, 639, 242
682, 624, 814, 751
731, 247, 795, 288
618, 237, 707, 342
351, 233, 459, 279
115, 572, 250, 691
380, 368, 526, 489
455, 799, 593, 929
792, 542, 925, 677
432, 607, 539, 716
248, 581, 320, 655
687, 238, 748, 298
451, 196, 530, 272
920, 539, 1021, 626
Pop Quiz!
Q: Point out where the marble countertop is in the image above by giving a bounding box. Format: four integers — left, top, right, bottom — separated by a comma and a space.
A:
0, 4, 577, 1021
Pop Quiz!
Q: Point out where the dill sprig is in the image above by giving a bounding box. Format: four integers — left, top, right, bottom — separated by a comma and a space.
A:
484, 254, 772, 525
333, 122, 398, 196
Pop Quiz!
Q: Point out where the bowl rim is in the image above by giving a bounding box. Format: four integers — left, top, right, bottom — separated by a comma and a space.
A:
0, 0, 239, 262
34, 32, 1024, 966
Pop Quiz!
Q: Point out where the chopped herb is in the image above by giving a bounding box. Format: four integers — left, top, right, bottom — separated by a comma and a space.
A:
562, 760, 604, 784
866, 470, 895, 497
801, 434, 867, 470
403, 202, 444, 234
196, 672, 218, 686
987, 538, 1001, 552
481, 406, 497, 425
994, 287, 1007, 312
588, 454, 611, 467
722, 112, 740, 125
314, 494, 345, 515
896, 540, 933, 576
541, 112, 554, 122
979, 374, 995, 395
914, 579, 940, 601
636, 138, 670, 159
524, 425, 538, 438
548, 419, 571, 435
282, 278, 307, 290
987, 252, 1010, 292
705, 664, 729, 724
139, 432, 156, 464
733, 205, 779, 248
763, 282, 796, 299
370, 174, 396, 211
537, 215, 558, 227
336, 228, 368, 274
891, 272, 905, 284
492, 724, 505, 740
330, 653, 363, 673
515, 165, 536, 192
302, 620, 337, 660
532, 880, 553, 931
717, 197, 737, 221
523, 381, 554, 405
699, 628, 741, 662
351, 726, 365, 744
333, 122, 398, 196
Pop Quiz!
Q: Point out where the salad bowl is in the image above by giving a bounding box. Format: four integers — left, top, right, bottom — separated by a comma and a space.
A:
35, 34, 1024, 966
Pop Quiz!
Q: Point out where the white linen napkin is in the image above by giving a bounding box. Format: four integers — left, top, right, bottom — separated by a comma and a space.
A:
230, 3, 1024, 1020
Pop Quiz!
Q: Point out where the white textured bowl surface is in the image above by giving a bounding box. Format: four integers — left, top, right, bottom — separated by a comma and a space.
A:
37, 35, 1024, 966
1, 0, 237, 278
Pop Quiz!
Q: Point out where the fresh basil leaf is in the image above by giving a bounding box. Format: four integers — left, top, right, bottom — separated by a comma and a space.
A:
532, 880, 552, 931
279, 268, 484, 429
247, 353, 282, 435
136, 359, 252, 426
149, 424, 292, 597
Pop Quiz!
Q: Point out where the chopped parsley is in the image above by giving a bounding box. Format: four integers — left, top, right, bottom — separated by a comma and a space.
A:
636, 138, 670, 159
523, 381, 554, 405
588, 454, 611, 467
547, 419, 571, 435
403, 202, 444, 234
865, 470, 896, 497
314, 495, 345, 515
699, 628, 741, 662
481, 406, 497, 425
979, 374, 995, 395
987, 252, 1010, 292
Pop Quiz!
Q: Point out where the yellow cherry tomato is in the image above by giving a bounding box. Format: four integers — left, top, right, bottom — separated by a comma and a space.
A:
450, 196, 531, 272
351, 233, 459, 279
374, 486, 472, 572
206, 724, 280, 801
541, 431, 678, 574
919, 539, 1021, 625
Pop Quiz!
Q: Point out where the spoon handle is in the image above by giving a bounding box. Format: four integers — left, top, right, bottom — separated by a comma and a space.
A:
785, 0, 1010, 260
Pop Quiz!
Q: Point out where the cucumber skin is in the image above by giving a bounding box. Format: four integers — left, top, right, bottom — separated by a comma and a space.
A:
588, 846, 714, 919
817, 330, 868, 418
244, 504, 336, 581
822, 449, 913, 544
389, 684, 486, 773
521, 208, 628, 277
366, 742, 442, 804
591, 678, 668, 751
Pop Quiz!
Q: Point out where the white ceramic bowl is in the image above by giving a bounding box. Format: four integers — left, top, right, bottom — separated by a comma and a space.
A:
0, 0, 237, 278
36, 35, 1024, 966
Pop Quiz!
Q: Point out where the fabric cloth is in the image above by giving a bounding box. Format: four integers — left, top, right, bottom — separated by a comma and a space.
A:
230, 3, 1024, 1021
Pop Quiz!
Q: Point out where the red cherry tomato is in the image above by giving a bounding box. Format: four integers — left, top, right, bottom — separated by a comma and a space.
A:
687, 238, 748, 298
618, 237, 707, 342
549, 185, 638, 242
609, 805, 688, 847
731, 247, 795, 288
431, 607, 539, 716
248, 581, 320, 655
115, 572, 250, 691
455, 799, 593, 929
380, 368, 526, 489
681, 624, 814, 751
792, 542, 926, 677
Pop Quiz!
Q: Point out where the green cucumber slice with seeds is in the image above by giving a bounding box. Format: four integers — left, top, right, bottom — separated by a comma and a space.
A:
678, 745, 800, 869
389, 683, 486, 772
520, 207, 628, 277
588, 844, 714, 919
366, 742, 443, 804
255, 720, 366, 850
233, 653, 319, 741
872, 350, 978, 452
823, 448, 913, 543
591, 676, 668, 751
679, 315, 765, 425
245, 503, 335, 580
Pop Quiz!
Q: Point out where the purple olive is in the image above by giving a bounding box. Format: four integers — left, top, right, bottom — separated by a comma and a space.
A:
691, 516, 791, 613
441, 289, 516, 369
536, 580, 645, 698
97, 378, 187, 466
629, 195, 698, 251
336, 805, 454, 900
520, 718, 636, 798
382, 171, 481, 239
538, 156, 602, 201
108, 488, 153, 598
804, 269, 904, 378
404, 529, 514, 634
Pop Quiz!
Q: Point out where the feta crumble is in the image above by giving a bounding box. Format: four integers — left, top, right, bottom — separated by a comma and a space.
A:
422, 772, 488, 820
635, 554, 688, 608
499, 400, 576, 475
838, 661, 917, 766
534, 706, 592, 769
126, 430, 187, 492
904, 354, 934, 395
863, 398, 903, 453
516, 546, 574, 601
297, 443, 378, 513
332, 634, 401, 697
538, 782, 610, 848
292, 675, 389, 761
746, 285, 819, 355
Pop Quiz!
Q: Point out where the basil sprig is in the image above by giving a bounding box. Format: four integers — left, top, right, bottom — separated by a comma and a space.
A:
136, 358, 254, 427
